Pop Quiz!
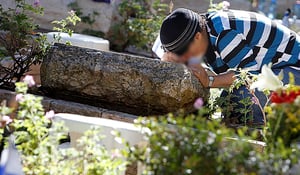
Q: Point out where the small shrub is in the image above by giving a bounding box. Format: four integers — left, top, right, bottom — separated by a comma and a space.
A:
0, 0, 80, 87
0, 0, 45, 85
108, 0, 169, 52
128, 112, 259, 175
127, 110, 300, 175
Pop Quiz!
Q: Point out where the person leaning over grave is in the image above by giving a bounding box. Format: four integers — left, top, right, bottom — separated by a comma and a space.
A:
154, 8, 300, 127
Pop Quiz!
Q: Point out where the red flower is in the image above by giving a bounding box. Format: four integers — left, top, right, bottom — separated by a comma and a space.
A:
270, 90, 300, 104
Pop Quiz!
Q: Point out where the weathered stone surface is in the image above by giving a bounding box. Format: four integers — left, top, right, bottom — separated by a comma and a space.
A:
41, 44, 209, 116
0, 89, 137, 123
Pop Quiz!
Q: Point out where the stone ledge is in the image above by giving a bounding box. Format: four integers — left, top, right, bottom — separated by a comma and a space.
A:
0, 89, 137, 123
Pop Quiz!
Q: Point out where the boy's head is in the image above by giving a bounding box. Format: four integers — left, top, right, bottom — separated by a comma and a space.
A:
160, 8, 208, 62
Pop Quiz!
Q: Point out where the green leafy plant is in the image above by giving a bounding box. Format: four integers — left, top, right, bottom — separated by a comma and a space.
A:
128, 111, 260, 175
0, 0, 80, 87
67, 1, 105, 38
127, 107, 300, 175
51, 10, 81, 44
67, 1, 99, 26
212, 70, 260, 127
108, 0, 169, 52
0, 76, 128, 175
264, 84, 300, 147
0, 0, 44, 85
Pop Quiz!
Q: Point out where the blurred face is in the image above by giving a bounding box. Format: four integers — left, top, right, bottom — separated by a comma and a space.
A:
179, 31, 209, 62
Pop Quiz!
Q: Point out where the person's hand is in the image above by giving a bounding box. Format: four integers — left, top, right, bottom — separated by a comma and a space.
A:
189, 64, 209, 87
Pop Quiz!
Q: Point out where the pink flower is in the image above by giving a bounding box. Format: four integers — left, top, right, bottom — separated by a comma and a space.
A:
33, 0, 40, 7
23, 75, 35, 87
193, 98, 204, 109
2, 115, 12, 125
45, 110, 55, 120
15, 94, 24, 102
15, 8, 20, 15
222, 1, 230, 10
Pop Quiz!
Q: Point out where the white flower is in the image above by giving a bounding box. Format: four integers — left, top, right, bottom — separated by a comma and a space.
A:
250, 64, 283, 91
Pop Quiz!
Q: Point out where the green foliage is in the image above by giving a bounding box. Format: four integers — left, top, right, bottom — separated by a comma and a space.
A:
22, 126, 127, 175
128, 109, 300, 175
0, 80, 127, 175
51, 10, 81, 44
208, 0, 227, 12
0, 0, 80, 86
265, 89, 300, 147
211, 69, 267, 127
67, 1, 104, 38
129, 113, 258, 175
13, 84, 50, 156
108, 0, 169, 52
67, 1, 99, 26
0, 0, 44, 84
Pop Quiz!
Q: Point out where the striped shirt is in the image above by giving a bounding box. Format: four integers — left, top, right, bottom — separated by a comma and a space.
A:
205, 10, 300, 74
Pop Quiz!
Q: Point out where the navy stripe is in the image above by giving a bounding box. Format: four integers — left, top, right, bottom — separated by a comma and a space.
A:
238, 47, 260, 68
284, 32, 297, 54
271, 52, 284, 64
263, 21, 277, 48
223, 39, 247, 63
296, 60, 300, 67
246, 13, 257, 44
205, 41, 217, 65
216, 30, 231, 51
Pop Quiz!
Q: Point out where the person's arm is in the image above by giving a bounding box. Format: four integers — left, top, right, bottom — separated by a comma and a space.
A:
190, 65, 235, 88
212, 71, 236, 88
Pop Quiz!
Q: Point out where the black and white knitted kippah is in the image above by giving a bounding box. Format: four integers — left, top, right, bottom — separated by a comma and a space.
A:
160, 8, 200, 55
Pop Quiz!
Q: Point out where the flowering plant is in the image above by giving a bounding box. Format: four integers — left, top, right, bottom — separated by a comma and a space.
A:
250, 65, 300, 147
265, 85, 300, 147
0, 76, 127, 175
